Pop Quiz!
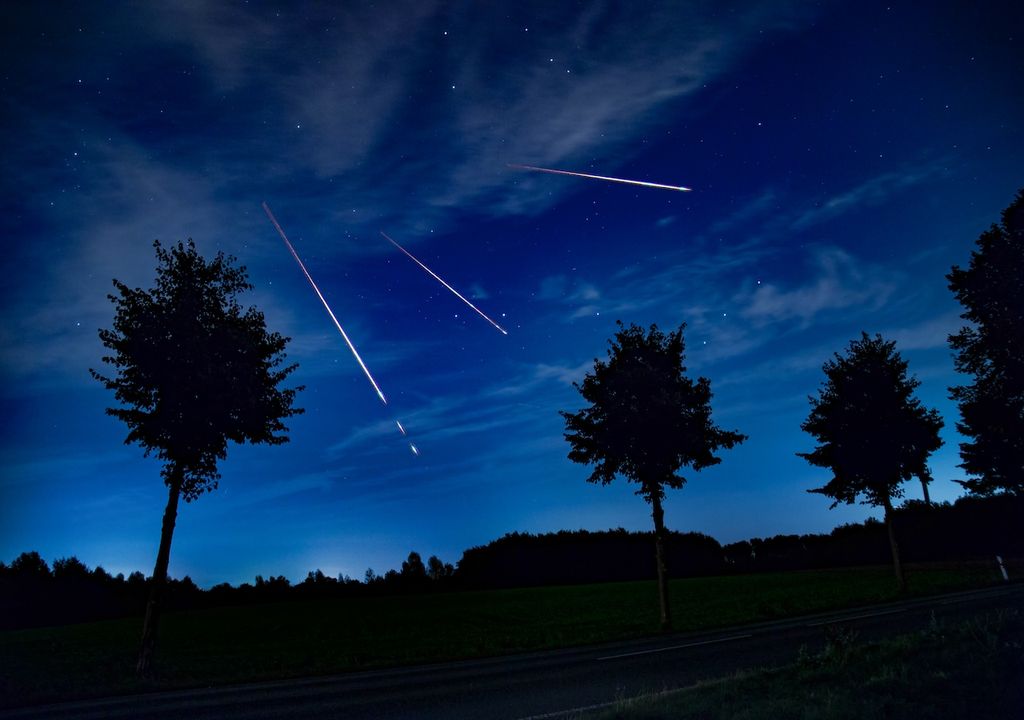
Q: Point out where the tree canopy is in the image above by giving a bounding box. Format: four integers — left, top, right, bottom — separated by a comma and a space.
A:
92, 240, 304, 501
947, 188, 1024, 495
800, 333, 943, 508
562, 322, 746, 503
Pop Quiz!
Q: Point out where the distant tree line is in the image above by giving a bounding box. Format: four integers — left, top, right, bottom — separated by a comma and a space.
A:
0, 554, 197, 631
455, 529, 723, 589
721, 494, 1022, 572
3, 493, 1019, 631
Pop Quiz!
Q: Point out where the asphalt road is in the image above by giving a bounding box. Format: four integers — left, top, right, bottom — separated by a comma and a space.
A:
4, 584, 1021, 720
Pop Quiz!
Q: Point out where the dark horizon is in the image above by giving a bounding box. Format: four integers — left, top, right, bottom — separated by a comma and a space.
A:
7, 492, 1021, 593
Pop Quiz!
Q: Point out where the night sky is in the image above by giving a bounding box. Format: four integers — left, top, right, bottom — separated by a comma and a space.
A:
1, 2, 1021, 587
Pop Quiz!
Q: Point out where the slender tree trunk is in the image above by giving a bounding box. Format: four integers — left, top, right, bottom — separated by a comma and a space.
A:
137, 469, 183, 677
919, 477, 931, 506
883, 497, 906, 593
650, 493, 672, 632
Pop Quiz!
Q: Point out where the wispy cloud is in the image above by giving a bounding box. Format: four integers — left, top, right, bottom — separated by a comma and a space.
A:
791, 162, 948, 230
536, 275, 612, 319
739, 247, 898, 326
704, 189, 779, 238
490, 360, 595, 396
225, 472, 335, 509
144, 2, 814, 233
326, 357, 586, 459
468, 283, 490, 300
884, 311, 964, 351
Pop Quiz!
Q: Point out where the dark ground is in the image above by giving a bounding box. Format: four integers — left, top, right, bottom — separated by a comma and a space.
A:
2, 584, 1019, 720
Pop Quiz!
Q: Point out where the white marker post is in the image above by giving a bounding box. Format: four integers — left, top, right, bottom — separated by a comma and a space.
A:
996, 555, 1009, 582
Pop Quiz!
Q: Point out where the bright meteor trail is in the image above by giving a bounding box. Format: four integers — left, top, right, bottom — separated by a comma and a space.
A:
380, 231, 509, 336
508, 163, 692, 192
262, 202, 388, 405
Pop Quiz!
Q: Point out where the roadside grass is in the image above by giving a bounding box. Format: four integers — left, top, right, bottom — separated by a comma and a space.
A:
0, 563, 1002, 707
590, 608, 1024, 719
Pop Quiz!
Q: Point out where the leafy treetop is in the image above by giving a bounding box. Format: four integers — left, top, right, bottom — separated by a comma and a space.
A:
800, 333, 943, 508
947, 188, 1024, 494
562, 322, 746, 503
91, 240, 303, 501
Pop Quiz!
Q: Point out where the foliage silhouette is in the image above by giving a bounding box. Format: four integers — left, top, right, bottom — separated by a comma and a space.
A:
561, 321, 745, 630
91, 239, 303, 676
947, 188, 1024, 495
10, 551, 51, 578
401, 551, 427, 579
799, 333, 943, 591
427, 555, 455, 581
456, 529, 724, 589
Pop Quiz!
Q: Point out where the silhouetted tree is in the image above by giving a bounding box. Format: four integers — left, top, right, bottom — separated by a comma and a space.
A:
426, 555, 454, 581
401, 551, 426, 579
947, 189, 1024, 495
52, 556, 91, 580
561, 322, 745, 630
302, 569, 332, 586
799, 333, 943, 591
91, 239, 303, 676
10, 551, 51, 578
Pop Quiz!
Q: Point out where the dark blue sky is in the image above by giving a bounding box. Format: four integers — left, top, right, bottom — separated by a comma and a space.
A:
1, 1, 1021, 586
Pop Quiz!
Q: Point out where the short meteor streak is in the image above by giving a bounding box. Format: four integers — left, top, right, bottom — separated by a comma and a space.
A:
380, 231, 508, 336
508, 163, 692, 192
262, 202, 388, 405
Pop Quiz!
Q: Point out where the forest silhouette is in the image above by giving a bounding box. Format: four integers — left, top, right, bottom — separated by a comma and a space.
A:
2, 492, 1019, 632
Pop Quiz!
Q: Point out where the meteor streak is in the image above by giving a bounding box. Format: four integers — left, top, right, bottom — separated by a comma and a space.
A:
508, 163, 692, 192
262, 201, 388, 405
380, 231, 508, 336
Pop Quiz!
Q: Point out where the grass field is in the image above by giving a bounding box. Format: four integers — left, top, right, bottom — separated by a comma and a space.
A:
591, 608, 1024, 719
0, 564, 1003, 707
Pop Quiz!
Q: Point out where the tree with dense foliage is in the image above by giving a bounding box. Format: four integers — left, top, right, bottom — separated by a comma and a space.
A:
401, 551, 427, 579
427, 555, 454, 581
91, 239, 303, 676
947, 188, 1024, 496
561, 322, 745, 630
799, 333, 943, 591
10, 551, 51, 578
52, 556, 91, 581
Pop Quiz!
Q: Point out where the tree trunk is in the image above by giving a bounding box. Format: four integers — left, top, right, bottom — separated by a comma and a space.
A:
650, 494, 672, 632
919, 477, 931, 506
883, 497, 906, 593
137, 469, 182, 677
